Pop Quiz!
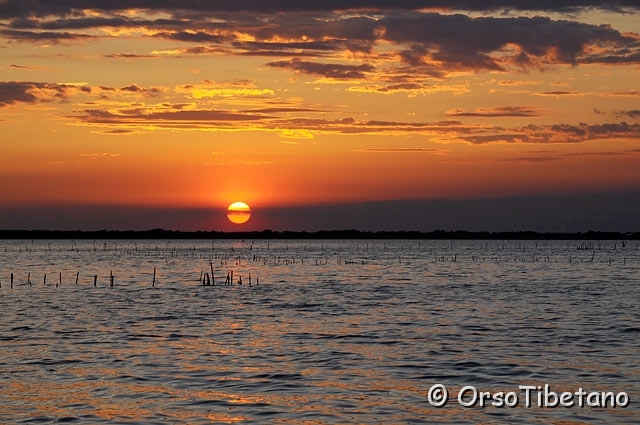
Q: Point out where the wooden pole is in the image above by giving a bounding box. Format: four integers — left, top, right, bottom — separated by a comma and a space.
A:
75, 271, 79, 285
152, 267, 156, 287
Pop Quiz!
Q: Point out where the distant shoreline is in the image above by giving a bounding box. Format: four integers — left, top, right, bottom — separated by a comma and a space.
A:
0, 229, 638, 240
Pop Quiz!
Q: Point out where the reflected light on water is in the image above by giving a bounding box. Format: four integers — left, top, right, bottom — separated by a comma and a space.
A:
0, 239, 638, 423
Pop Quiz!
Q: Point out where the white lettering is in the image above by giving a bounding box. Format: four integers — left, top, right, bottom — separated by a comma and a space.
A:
520, 385, 536, 407
458, 386, 478, 407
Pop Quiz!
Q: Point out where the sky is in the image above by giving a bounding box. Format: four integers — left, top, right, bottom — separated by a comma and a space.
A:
1, 0, 639, 232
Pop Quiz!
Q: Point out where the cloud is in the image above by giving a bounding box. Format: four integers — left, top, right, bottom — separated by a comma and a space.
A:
77, 152, 123, 158
120, 84, 143, 93
536, 91, 583, 97
617, 109, 640, 119
104, 53, 158, 59
0, 29, 93, 42
9, 64, 43, 70
77, 107, 271, 126
154, 31, 226, 43
462, 122, 640, 144
447, 106, 542, 117
175, 80, 275, 99
382, 13, 638, 70
69, 95, 640, 146
0, 81, 75, 106
93, 129, 136, 135
1, 1, 638, 18
498, 148, 640, 163
353, 148, 444, 153
266, 59, 374, 79
1, 7, 638, 80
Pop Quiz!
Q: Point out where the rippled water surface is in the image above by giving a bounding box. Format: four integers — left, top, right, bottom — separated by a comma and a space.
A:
1, 239, 639, 424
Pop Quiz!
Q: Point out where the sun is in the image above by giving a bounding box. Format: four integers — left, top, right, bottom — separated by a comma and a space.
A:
227, 201, 251, 224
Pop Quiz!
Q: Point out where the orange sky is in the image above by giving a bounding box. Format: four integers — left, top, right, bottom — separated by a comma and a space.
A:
1, 1, 639, 230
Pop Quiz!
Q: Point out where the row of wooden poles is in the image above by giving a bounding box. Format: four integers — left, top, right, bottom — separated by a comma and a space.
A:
0, 265, 260, 290
199, 262, 258, 287
1, 269, 122, 290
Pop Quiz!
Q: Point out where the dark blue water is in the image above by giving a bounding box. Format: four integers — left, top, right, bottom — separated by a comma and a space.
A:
1, 240, 638, 423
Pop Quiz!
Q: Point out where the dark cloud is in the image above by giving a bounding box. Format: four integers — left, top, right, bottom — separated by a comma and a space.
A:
353, 148, 441, 153
617, 109, 640, 119
267, 59, 374, 79
538, 91, 582, 96
463, 122, 640, 144
498, 149, 639, 163
9, 64, 38, 70
1, 1, 638, 18
241, 107, 324, 114
120, 84, 143, 93
447, 106, 542, 117
381, 14, 636, 69
155, 31, 225, 43
117, 84, 164, 97
104, 53, 157, 59
98, 129, 135, 135
6, 191, 640, 232
78, 108, 270, 125
0, 81, 71, 107
2, 6, 637, 73
0, 29, 93, 42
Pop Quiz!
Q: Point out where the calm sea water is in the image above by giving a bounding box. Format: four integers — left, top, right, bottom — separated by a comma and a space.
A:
0, 239, 638, 424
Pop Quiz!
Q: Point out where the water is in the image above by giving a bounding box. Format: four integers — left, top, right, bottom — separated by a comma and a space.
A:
0, 239, 638, 424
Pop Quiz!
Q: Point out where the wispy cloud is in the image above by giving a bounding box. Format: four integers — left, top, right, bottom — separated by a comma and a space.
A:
68, 98, 640, 146
616, 109, 640, 119
498, 148, 640, 163
267, 59, 375, 79
446, 106, 542, 118
353, 148, 445, 153
0, 29, 93, 42
9, 64, 46, 70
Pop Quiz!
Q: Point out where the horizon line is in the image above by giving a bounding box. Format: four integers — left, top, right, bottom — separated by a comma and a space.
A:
1, 229, 638, 240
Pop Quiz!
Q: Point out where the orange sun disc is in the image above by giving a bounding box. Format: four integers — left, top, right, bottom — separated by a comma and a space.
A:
227, 201, 251, 224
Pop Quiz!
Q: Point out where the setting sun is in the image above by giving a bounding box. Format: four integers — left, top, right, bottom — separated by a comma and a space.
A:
227, 202, 251, 224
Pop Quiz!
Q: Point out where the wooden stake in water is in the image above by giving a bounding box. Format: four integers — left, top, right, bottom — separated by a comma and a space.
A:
94, 274, 97, 287
152, 267, 156, 287
110, 271, 114, 287
11, 273, 13, 290
28, 272, 31, 288
210, 262, 215, 286
76, 271, 79, 285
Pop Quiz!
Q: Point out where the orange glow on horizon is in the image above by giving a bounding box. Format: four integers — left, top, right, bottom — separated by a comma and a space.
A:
0, 5, 639, 230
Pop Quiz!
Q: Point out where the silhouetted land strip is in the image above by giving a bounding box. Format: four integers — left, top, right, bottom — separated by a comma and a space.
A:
0, 229, 638, 240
